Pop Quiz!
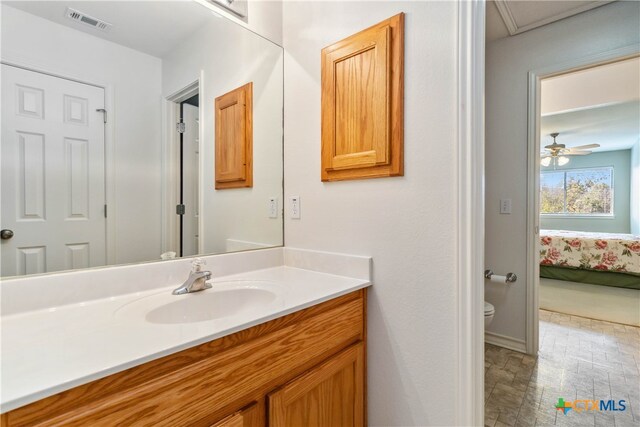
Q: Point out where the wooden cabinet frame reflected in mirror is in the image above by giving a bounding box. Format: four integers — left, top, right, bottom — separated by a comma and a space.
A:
215, 82, 253, 189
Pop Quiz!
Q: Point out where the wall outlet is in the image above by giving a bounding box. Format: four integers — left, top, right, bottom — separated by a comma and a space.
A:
290, 196, 301, 219
268, 197, 278, 218
500, 199, 512, 214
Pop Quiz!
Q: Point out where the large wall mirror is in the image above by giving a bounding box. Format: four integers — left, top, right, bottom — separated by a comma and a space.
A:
0, 0, 284, 278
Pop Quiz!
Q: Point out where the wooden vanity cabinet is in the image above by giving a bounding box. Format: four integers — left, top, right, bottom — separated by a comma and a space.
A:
2, 289, 366, 427
269, 343, 364, 427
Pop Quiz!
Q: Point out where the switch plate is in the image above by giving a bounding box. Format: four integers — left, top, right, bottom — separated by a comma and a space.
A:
500, 199, 512, 214
290, 196, 300, 219
268, 197, 278, 218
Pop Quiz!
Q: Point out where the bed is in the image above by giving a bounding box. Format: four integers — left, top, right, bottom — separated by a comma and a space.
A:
539, 229, 640, 290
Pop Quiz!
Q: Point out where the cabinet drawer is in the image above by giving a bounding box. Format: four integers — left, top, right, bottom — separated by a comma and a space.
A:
210, 402, 259, 427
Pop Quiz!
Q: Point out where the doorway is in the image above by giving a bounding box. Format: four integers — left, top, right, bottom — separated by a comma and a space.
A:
484, 46, 640, 427
484, 1, 640, 425
526, 49, 640, 355
179, 94, 200, 257
162, 79, 202, 259
536, 57, 640, 333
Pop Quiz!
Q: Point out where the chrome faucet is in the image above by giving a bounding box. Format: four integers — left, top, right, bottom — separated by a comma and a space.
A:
172, 258, 212, 295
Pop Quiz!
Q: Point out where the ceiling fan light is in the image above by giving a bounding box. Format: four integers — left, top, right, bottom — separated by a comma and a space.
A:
558, 156, 570, 166
540, 157, 552, 167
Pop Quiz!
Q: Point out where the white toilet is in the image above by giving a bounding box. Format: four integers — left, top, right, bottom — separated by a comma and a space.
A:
484, 301, 495, 327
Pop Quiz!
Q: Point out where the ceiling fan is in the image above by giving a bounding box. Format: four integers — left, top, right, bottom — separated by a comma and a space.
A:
540, 132, 600, 167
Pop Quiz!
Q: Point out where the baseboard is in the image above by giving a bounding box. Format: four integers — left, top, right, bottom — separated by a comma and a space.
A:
485, 331, 527, 353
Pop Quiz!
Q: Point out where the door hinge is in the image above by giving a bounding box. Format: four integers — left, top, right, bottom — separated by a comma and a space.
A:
176, 122, 185, 133
96, 108, 107, 124
104, 204, 107, 218
176, 204, 185, 215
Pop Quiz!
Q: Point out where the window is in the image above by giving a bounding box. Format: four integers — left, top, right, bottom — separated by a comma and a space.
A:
540, 167, 613, 216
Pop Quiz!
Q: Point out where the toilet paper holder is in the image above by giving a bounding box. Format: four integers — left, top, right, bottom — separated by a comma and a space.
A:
484, 269, 517, 283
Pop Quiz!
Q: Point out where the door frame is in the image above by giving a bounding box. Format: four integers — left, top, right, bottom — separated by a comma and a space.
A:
525, 44, 640, 355
456, 0, 485, 425
0, 57, 116, 265
162, 75, 204, 256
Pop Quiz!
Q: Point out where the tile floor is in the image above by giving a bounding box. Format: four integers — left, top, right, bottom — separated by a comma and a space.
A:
485, 310, 640, 427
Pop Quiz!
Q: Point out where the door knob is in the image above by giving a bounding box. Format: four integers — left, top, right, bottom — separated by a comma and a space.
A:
1, 229, 14, 240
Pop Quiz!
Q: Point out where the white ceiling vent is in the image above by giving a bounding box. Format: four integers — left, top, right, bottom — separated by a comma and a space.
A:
64, 8, 112, 32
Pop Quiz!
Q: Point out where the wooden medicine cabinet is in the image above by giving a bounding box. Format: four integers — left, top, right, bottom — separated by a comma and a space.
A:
321, 13, 404, 182
215, 82, 253, 189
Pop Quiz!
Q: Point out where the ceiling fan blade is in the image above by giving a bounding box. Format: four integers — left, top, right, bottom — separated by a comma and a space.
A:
540, 153, 551, 158
570, 144, 600, 150
565, 151, 592, 156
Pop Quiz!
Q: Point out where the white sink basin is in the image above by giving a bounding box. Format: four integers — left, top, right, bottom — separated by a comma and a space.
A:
115, 280, 283, 324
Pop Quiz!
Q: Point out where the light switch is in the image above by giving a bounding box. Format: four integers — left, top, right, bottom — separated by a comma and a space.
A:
268, 197, 278, 218
500, 199, 512, 214
290, 196, 300, 219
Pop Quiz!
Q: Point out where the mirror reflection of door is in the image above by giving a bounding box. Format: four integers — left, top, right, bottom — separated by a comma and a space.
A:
0, 0, 284, 279
1, 64, 106, 276
180, 96, 200, 257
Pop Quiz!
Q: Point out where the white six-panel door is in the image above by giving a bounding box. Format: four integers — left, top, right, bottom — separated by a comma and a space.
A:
1, 64, 106, 276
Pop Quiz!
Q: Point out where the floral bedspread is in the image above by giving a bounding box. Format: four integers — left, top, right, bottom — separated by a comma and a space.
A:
539, 230, 640, 274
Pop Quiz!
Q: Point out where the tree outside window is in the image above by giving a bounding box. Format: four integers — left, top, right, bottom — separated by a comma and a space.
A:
540, 167, 613, 215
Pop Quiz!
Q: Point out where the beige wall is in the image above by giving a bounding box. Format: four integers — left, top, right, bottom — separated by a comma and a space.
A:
485, 1, 640, 343
283, 2, 460, 425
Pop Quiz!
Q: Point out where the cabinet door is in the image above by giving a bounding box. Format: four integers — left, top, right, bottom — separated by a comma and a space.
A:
210, 402, 260, 427
268, 343, 364, 427
215, 82, 253, 189
321, 13, 403, 182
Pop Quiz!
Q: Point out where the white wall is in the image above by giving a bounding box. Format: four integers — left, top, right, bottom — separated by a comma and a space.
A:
541, 57, 640, 115
1, 5, 163, 266
283, 2, 459, 425
485, 2, 640, 343
632, 139, 640, 236
246, 0, 283, 45
162, 17, 284, 254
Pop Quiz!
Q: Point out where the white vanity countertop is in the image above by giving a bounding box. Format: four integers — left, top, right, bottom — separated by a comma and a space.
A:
0, 265, 370, 413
